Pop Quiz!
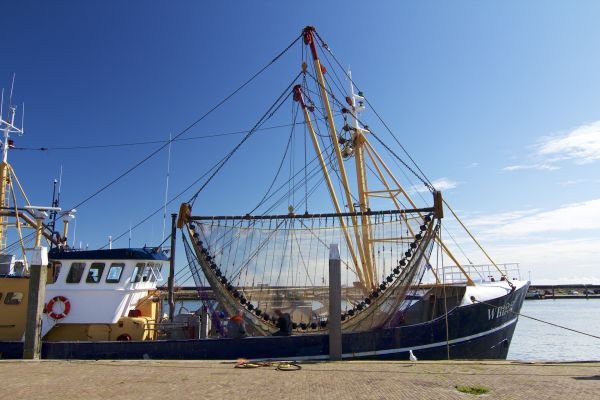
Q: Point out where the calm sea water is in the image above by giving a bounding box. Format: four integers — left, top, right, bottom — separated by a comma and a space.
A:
171, 298, 600, 361
508, 299, 600, 361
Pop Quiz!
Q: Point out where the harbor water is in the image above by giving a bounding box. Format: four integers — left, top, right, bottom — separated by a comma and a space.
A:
508, 298, 600, 361
171, 298, 600, 361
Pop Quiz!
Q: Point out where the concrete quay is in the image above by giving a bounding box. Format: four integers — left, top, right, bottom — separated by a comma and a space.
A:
1, 359, 598, 399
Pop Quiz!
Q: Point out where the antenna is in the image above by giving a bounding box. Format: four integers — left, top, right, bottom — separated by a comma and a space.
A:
20, 102, 24, 134
72, 219, 77, 248
49, 166, 63, 238
0, 75, 24, 164
58, 165, 63, 194
8, 73, 15, 106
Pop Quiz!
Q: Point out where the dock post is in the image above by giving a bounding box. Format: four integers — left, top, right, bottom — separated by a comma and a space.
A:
200, 306, 209, 339
168, 213, 177, 321
328, 244, 342, 361
23, 246, 48, 360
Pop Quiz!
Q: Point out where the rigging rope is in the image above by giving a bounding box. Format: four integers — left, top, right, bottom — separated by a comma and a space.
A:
303, 67, 434, 194
471, 298, 600, 341
188, 71, 303, 206
63, 33, 302, 215
12, 120, 337, 152
312, 30, 435, 191
247, 103, 299, 215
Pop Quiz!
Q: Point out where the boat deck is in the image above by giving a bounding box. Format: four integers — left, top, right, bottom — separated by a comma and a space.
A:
1, 359, 597, 399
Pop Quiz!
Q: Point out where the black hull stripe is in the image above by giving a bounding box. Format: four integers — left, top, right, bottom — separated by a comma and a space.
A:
261, 317, 518, 361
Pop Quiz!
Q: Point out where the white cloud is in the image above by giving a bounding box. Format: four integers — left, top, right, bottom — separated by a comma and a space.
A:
559, 178, 592, 186
443, 199, 600, 284
465, 209, 540, 227
503, 164, 559, 171
465, 162, 479, 169
485, 238, 600, 284
411, 177, 459, 194
482, 199, 600, 238
502, 120, 600, 172
537, 121, 600, 164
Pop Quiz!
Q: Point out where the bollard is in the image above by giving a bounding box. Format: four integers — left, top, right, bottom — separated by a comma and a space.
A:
328, 244, 342, 361
168, 214, 177, 321
23, 247, 48, 360
200, 306, 209, 339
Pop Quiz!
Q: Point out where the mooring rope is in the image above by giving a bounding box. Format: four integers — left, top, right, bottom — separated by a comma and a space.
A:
471, 297, 600, 341
235, 360, 302, 371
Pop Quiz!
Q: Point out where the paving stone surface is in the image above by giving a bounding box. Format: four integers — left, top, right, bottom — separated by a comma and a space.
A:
1, 359, 598, 399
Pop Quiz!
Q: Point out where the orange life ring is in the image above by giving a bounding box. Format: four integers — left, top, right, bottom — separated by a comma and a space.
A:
46, 295, 71, 320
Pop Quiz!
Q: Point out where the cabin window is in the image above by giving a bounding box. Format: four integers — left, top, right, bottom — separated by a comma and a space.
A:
51, 261, 62, 283
143, 264, 155, 282
86, 263, 105, 283
132, 263, 145, 283
106, 263, 125, 283
4, 292, 23, 305
66, 263, 86, 283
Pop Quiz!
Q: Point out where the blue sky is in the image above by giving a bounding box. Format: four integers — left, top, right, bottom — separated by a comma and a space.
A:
1, 1, 599, 283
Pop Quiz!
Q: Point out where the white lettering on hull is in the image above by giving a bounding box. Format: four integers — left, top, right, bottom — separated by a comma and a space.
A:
488, 301, 514, 320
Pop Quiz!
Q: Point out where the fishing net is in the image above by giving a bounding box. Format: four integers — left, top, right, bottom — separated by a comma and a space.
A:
182, 209, 437, 335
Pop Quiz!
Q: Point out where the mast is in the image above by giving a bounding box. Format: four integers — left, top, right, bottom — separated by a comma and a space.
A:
292, 84, 367, 289
0, 79, 68, 263
302, 26, 375, 291
301, 28, 474, 287
346, 73, 377, 285
0, 77, 24, 252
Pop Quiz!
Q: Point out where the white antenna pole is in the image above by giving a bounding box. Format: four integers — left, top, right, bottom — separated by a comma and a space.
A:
161, 132, 172, 242
58, 165, 63, 193
8, 73, 15, 105
72, 219, 77, 248
108, 236, 112, 250
21, 102, 24, 133
347, 68, 365, 132
2, 104, 13, 163
0, 88, 4, 120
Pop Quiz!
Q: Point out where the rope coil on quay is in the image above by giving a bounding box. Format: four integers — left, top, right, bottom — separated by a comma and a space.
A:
235, 359, 302, 371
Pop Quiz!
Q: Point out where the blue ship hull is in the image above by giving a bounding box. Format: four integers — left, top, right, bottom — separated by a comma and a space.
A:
0, 283, 527, 360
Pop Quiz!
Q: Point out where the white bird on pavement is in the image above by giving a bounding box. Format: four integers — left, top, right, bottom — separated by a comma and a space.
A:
409, 350, 418, 362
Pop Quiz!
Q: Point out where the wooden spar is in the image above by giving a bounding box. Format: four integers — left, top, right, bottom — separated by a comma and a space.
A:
0, 162, 8, 250
188, 207, 435, 221
292, 84, 367, 290
350, 115, 377, 286
362, 138, 473, 286
303, 26, 373, 290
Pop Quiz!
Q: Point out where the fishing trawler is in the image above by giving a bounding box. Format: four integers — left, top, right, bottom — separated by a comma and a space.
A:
0, 81, 169, 348
0, 26, 527, 360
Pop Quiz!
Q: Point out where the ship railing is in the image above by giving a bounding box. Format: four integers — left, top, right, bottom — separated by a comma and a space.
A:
437, 263, 521, 284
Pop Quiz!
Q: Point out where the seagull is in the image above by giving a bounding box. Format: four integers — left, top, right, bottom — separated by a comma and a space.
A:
409, 350, 418, 362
